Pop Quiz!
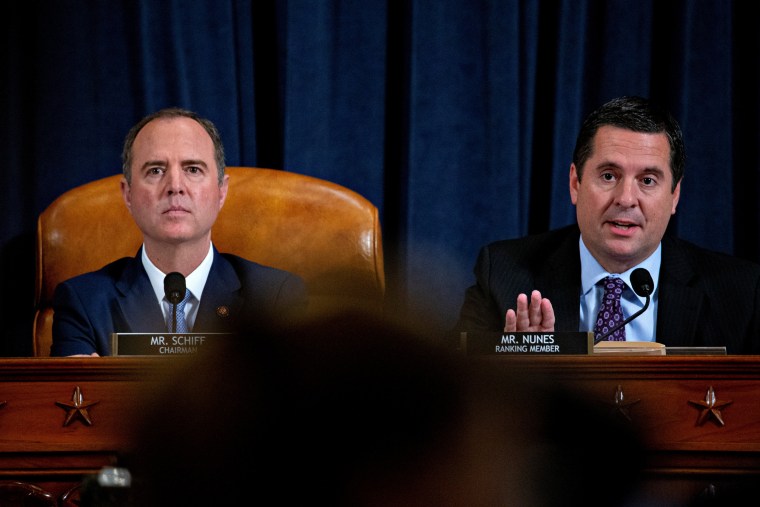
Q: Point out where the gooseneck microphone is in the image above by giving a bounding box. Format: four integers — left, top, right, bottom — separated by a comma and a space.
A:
593, 267, 654, 345
164, 272, 186, 334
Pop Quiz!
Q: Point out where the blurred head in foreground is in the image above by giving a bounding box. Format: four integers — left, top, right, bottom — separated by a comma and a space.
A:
121, 311, 644, 507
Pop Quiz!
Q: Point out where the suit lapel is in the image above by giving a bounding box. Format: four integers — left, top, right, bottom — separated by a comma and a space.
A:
193, 251, 243, 332
655, 236, 703, 346
116, 253, 167, 332
535, 227, 582, 332
114, 250, 244, 334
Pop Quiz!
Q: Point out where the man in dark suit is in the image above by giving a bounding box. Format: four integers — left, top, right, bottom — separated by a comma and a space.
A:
51, 108, 307, 356
456, 96, 760, 354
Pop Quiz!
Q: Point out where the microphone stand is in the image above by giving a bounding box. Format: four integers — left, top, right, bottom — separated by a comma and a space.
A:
593, 295, 651, 345
164, 271, 186, 335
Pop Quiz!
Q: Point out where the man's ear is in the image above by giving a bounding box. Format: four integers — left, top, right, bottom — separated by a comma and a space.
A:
569, 163, 580, 205
120, 177, 132, 214
218, 173, 230, 210
671, 179, 681, 215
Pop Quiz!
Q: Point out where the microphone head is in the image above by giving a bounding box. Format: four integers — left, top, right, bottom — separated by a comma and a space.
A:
164, 272, 186, 305
630, 268, 654, 297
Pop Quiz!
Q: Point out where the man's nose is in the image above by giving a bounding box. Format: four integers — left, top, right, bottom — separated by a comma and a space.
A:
165, 168, 185, 194
614, 179, 637, 207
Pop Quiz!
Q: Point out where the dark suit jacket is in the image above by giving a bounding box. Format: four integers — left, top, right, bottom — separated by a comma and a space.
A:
456, 225, 760, 354
51, 248, 308, 356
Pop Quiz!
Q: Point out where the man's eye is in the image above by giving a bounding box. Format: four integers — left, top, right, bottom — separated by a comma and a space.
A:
601, 173, 615, 181
148, 167, 163, 175
642, 177, 655, 185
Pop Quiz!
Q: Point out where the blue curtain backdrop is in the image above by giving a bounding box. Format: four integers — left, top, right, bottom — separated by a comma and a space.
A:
2, 0, 759, 355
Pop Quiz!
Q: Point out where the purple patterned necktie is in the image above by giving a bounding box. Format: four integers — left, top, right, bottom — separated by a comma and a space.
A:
594, 277, 626, 342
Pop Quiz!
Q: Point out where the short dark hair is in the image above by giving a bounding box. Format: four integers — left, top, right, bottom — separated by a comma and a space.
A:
121, 108, 226, 184
572, 96, 685, 192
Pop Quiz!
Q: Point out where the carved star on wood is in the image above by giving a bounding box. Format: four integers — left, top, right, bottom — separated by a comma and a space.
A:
55, 386, 100, 426
605, 384, 641, 421
688, 386, 732, 427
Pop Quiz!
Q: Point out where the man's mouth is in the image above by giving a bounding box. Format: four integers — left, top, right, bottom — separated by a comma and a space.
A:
607, 219, 640, 232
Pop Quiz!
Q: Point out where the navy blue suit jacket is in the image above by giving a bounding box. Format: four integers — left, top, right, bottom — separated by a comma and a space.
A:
51, 248, 308, 356
456, 225, 760, 354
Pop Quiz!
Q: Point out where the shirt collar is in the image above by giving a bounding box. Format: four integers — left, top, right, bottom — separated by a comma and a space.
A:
142, 242, 215, 305
579, 236, 661, 303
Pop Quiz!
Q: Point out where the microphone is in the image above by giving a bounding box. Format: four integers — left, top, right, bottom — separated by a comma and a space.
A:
164, 272, 186, 333
593, 268, 654, 345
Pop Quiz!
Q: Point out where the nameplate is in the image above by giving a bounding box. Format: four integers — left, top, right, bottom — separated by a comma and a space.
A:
110, 333, 234, 356
460, 331, 594, 355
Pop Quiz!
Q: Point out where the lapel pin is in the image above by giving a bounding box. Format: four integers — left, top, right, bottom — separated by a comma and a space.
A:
216, 306, 230, 318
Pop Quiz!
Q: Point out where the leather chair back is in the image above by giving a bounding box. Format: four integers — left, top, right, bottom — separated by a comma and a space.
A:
34, 167, 385, 356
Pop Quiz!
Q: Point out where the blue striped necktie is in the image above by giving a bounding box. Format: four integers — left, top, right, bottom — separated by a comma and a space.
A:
168, 289, 191, 333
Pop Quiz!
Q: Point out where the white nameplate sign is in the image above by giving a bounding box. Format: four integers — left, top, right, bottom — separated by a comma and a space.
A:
110, 333, 234, 356
461, 331, 594, 355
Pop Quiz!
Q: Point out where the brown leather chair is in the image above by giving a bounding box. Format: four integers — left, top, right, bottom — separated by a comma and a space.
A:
34, 167, 385, 356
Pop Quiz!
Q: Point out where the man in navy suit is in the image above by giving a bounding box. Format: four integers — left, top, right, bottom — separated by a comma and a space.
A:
456, 96, 760, 353
51, 108, 307, 356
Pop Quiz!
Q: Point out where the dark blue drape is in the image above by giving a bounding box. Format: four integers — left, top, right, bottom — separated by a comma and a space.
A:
3, 0, 759, 355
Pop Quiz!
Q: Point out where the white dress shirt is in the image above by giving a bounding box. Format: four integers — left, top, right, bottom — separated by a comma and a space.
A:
142, 243, 215, 331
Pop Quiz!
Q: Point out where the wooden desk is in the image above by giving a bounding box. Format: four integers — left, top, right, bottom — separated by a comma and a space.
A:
496, 354, 760, 504
500, 355, 760, 462
0, 357, 169, 503
1, 356, 760, 504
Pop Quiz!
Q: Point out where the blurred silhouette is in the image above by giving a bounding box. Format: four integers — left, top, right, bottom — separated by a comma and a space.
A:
107, 311, 646, 507
0, 481, 56, 507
